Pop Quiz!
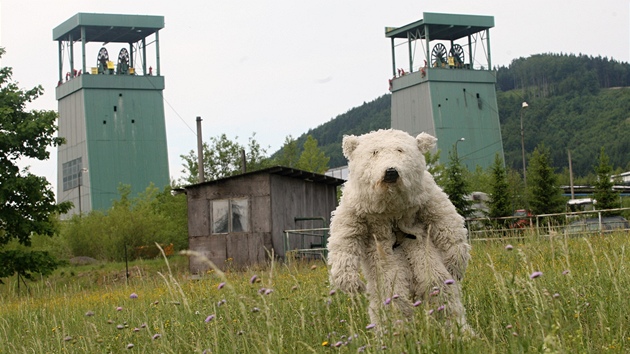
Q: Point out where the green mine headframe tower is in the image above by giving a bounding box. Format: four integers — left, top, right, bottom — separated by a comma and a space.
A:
53, 13, 169, 216
385, 12, 503, 170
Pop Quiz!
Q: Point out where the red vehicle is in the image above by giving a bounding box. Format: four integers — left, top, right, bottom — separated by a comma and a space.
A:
510, 209, 533, 228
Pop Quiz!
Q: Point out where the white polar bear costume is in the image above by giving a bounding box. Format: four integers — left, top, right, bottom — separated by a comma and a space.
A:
327, 129, 471, 329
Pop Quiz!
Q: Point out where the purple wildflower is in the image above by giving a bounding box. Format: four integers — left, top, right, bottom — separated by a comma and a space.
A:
430, 289, 440, 296
428, 309, 434, 315
152, 333, 161, 340
140, 323, 147, 328
437, 305, 445, 312
252, 307, 260, 312
291, 285, 298, 291
133, 328, 140, 332
205, 315, 215, 323
505, 244, 514, 251
334, 341, 343, 347
116, 306, 123, 311
444, 279, 455, 285
85, 311, 95, 317
126, 343, 134, 349
383, 297, 391, 305
506, 324, 513, 329
329, 289, 336, 296
392, 294, 400, 299
413, 300, 422, 307
366, 323, 376, 330
249, 275, 258, 284
553, 293, 560, 298
562, 270, 570, 275
129, 293, 138, 299
264, 288, 273, 295
530, 271, 543, 279
117, 325, 124, 330
218, 282, 225, 290
217, 299, 226, 306
258, 287, 266, 294
358, 346, 366, 352
63, 336, 72, 341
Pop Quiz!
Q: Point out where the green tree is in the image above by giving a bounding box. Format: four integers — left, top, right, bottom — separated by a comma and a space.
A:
296, 135, 330, 173
179, 133, 271, 184
507, 168, 526, 211
592, 147, 619, 213
467, 165, 492, 194
527, 144, 564, 215
488, 154, 512, 222
275, 135, 300, 168
424, 149, 446, 188
0, 47, 72, 283
443, 148, 472, 217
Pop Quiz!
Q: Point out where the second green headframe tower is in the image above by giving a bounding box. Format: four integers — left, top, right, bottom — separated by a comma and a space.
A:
386, 12, 504, 170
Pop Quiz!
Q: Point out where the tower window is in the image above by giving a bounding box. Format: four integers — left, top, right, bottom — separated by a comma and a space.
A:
62, 157, 83, 191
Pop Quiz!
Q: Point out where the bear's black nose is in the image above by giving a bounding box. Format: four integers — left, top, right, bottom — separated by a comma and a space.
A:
383, 168, 399, 183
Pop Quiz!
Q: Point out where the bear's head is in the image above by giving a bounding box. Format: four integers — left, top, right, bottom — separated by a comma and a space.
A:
341, 129, 437, 214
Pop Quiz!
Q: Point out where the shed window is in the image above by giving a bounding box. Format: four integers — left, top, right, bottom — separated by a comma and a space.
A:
211, 198, 250, 234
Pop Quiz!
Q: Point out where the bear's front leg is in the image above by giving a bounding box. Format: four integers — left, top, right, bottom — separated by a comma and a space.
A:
327, 210, 367, 294
442, 237, 471, 281
363, 240, 414, 326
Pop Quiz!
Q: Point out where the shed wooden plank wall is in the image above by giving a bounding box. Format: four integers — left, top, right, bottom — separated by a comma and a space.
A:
188, 174, 272, 272
269, 175, 338, 258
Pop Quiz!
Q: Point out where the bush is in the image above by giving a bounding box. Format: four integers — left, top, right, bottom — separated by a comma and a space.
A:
61, 184, 188, 261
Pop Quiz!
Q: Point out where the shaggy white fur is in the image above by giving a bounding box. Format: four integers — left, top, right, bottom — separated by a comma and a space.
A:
327, 129, 471, 329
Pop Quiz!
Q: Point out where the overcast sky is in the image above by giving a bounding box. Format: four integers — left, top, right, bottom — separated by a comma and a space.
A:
1, 0, 629, 195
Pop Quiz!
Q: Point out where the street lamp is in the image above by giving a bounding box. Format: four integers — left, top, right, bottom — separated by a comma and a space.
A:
520, 102, 528, 189
78, 168, 88, 216
454, 137, 465, 160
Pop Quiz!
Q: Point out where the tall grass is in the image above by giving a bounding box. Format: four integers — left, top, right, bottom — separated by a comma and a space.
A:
1, 232, 629, 353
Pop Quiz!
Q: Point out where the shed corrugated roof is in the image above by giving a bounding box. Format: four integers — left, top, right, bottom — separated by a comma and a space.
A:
183, 166, 346, 190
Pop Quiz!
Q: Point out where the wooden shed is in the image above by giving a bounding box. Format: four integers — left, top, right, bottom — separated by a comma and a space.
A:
184, 166, 345, 272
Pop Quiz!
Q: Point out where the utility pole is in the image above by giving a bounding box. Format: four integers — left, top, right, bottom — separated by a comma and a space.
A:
520, 102, 529, 189
568, 149, 575, 200
196, 116, 205, 183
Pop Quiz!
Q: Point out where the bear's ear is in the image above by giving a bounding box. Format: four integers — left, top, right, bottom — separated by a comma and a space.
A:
416, 132, 437, 153
342, 135, 360, 159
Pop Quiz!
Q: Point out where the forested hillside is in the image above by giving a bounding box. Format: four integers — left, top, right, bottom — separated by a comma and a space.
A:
281, 53, 630, 177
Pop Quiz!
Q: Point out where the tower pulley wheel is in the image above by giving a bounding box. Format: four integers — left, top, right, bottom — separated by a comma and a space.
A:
96, 47, 110, 74
117, 48, 130, 74
97, 47, 109, 65
450, 44, 465, 66
431, 43, 447, 67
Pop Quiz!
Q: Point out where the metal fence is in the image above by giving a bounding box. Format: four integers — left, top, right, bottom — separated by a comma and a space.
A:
466, 207, 630, 241
283, 227, 329, 259
283, 208, 630, 254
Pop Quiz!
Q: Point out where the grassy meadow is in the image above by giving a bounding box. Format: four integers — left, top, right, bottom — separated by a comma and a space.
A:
1, 232, 630, 353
